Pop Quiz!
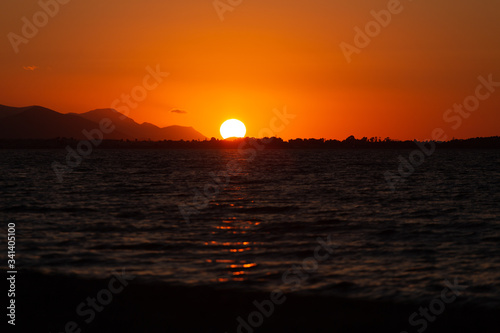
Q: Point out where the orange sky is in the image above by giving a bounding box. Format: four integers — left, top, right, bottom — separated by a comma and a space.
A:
1, 0, 499, 140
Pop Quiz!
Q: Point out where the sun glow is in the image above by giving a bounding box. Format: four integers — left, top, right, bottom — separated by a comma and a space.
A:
220, 119, 246, 139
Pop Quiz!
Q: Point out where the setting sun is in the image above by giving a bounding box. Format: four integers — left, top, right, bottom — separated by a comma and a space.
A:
220, 119, 246, 139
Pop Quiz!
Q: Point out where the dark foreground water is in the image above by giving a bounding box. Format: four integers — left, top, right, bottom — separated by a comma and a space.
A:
1, 148, 500, 309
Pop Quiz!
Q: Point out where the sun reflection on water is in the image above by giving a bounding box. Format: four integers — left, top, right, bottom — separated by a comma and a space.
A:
204, 217, 260, 283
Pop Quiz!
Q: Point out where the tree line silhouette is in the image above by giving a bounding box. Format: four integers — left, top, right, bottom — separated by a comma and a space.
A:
1, 136, 499, 149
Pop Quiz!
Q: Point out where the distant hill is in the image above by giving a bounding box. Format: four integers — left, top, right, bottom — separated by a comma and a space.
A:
0, 105, 206, 141
0, 105, 27, 119
75, 109, 206, 141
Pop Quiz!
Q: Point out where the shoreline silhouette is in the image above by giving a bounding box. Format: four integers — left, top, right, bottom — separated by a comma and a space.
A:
16, 270, 499, 333
1, 136, 499, 149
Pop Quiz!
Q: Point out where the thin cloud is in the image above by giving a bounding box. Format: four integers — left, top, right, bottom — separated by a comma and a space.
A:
171, 109, 187, 114
23, 66, 38, 71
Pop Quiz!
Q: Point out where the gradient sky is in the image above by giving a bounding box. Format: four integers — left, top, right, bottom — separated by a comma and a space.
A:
1, 0, 499, 140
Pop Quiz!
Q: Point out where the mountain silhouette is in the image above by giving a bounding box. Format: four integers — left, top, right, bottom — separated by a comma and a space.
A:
0, 105, 27, 119
75, 109, 206, 141
0, 105, 206, 140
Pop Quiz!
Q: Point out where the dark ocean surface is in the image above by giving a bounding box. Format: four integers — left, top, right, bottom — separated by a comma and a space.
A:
1, 148, 500, 309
